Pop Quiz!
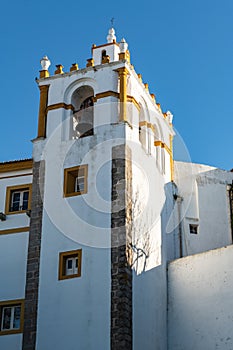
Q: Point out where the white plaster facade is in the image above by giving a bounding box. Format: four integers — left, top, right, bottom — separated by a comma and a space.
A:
0, 165, 32, 350
0, 28, 233, 350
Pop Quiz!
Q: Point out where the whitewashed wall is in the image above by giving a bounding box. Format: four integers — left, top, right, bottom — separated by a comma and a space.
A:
168, 245, 233, 350
174, 161, 233, 256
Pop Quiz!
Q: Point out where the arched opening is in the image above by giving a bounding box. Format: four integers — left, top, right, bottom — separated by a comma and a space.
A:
102, 50, 107, 60
71, 86, 94, 138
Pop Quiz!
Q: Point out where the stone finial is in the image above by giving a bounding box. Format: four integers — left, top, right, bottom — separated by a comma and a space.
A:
166, 111, 173, 124
40, 56, 51, 71
39, 56, 51, 78
107, 27, 116, 43
55, 64, 64, 74
102, 55, 110, 64
119, 38, 128, 53
70, 63, 79, 72
86, 58, 94, 67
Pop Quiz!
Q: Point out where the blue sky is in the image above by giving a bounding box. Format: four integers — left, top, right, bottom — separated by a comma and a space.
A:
0, 0, 232, 170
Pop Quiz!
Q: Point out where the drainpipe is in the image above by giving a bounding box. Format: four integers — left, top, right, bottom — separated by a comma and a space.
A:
229, 182, 233, 242
174, 194, 183, 258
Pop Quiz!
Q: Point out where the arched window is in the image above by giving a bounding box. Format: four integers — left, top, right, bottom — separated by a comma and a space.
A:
102, 50, 107, 60
71, 86, 94, 138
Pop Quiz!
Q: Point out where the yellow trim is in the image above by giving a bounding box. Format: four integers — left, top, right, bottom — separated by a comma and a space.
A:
0, 227, 30, 235
37, 84, 49, 138
94, 91, 140, 111
0, 173, 33, 180
0, 299, 24, 336
95, 91, 120, 100
46, 103, 74, 113
39, 70, 49, 79
92, 42, 119, 51
139, 121, 155, 133
58, 249, 82, 280
118, 67, 128, 122
5, 184, 32, 215
0, 160, 32, 174
154, 141, 172, 157
64, 165, 88, 198
127, 95, 140, 111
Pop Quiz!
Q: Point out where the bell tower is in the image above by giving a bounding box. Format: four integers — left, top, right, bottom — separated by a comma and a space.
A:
22, 27, 174, 350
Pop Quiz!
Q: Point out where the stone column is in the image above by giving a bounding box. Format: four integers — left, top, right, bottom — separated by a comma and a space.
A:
111, 144, 132, 350
22, 161, 45, 350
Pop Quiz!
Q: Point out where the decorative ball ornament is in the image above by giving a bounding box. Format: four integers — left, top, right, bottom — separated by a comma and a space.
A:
40, 56, 51, 71
166, 111, 173, 124
119, 38, 128, 53
107, 27, 116, 43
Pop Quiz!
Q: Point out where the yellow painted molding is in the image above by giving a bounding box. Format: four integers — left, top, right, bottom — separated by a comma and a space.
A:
127, 95, 140, 111
0, 160, 33, 174
46, 103, 74, 113
117, 67, 129, 122
139, 121, 155, 133
37, 84, 50, 138
154, 140, 172, 157
70, 63, 79, 72
0, 227, 30, 235
144, 83, 149, 91
92, 42, 119, 51
0, 173, 33, 180
169, 134, 174, 181
39, 70, 49, 78
95, 91, 120, 100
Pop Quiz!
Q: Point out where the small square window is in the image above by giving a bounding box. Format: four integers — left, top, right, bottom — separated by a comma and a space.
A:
5, 184, 32, 215
64, 165, 88, 197
58, 250, 82, 280
189, 224, 198, 234
0, 300, 24, 336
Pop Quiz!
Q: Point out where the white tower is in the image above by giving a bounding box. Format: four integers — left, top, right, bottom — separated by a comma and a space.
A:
22, 28, 175, 350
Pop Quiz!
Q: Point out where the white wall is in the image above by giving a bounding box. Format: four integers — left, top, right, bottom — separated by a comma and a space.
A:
0, 232, 29, 349
0, 171, 31, 349
168, 245, 233, 350
174, 161, 233, 256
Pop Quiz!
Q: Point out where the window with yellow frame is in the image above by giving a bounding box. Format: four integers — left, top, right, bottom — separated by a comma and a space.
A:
5, 184, 32, 215
0, 299, 24, 336
58, 250, 82, 280
63, 165, 88, 197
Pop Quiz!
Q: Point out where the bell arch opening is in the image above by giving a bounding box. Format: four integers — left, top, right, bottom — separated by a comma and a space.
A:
71, 86, 94, 138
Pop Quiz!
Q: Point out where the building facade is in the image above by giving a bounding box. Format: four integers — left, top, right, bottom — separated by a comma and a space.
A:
0, 28, 233, 350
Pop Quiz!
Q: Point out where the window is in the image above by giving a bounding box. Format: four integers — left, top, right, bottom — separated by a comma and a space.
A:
58, 250, 82, 280
64, 165, 88, 197
5, 184, 32, 215
0, 300, 24, 336
189, 224, 198, 234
